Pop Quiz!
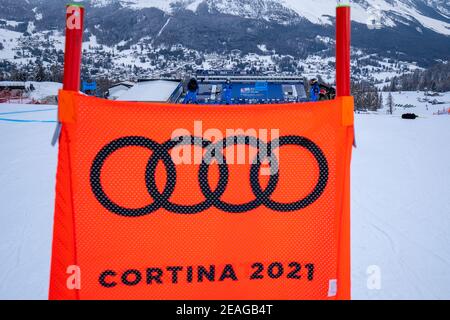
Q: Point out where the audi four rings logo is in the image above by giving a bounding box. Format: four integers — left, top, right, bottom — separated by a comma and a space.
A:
90, 135, 329, 217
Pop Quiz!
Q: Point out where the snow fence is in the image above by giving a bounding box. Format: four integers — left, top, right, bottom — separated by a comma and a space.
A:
49, 91, 354, 300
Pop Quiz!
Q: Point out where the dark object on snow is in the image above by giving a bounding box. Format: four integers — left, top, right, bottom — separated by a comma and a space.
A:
402, 113, 418, 120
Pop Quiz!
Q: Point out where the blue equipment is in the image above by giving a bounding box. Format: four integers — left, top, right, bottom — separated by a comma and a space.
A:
183, 90, 198, 104
310, 82, 320, 102
82, 81, 97, 94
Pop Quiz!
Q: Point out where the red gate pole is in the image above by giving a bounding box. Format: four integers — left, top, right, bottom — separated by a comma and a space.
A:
63, 4, 84, 91
51, 4, 84, 146
336, 1, 351, 97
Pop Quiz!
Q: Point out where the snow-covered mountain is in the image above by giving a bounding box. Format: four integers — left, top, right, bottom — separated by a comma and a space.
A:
83, 0, 450, 35
0, 0, 449, 80
67, 0, 450, 62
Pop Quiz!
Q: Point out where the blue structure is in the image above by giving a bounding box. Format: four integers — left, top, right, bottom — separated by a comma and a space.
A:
183, 90, 198, 104
176, 73, 308, 105
223, 82, 233, 105
82, 81, 97, 94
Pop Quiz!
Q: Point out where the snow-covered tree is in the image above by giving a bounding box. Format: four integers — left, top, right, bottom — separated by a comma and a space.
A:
34, 62, 47, 82
386, 92, 394, 115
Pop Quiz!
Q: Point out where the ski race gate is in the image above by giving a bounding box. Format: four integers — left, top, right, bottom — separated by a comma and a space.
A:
49, 1, 354, 300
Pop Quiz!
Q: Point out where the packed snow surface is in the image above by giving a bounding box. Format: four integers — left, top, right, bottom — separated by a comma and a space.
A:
0, 94, 449, 299
116, 80, 180, 102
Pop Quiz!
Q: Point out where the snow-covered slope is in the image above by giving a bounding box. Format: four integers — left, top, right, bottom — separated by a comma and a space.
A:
27, 82, 61, 101
0, 94, 449, 299
284, 0, 450, 34
96, 0, 175, 11
379, 91, 450, 116
83, 0, 193, 11
351, 112, 450, 299
0, 29, 22, 60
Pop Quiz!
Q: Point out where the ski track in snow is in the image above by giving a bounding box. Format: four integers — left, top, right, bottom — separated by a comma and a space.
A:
0, 98, 449, 300
156, 17, 172, 39
0, 105, 58, 299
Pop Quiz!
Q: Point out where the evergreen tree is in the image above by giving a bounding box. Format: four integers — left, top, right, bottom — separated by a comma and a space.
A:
386, 92, 394, 115
48, 64, 63, 83
34, 62, 47, 82
384, 61, 450, 92
351, 81, 382, 111
10, 65, 27, 81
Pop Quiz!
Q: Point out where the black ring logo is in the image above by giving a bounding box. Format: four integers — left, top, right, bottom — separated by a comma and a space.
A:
90, 135, 329, 217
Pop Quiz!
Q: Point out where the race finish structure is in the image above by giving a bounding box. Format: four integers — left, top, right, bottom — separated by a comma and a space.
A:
49, 1, 354, 300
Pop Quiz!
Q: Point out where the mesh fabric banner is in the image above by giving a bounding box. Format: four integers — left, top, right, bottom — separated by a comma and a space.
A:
49, 91, 354, 300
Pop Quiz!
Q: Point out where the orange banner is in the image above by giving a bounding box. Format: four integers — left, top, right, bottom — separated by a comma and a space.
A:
49, 91, 354, 300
